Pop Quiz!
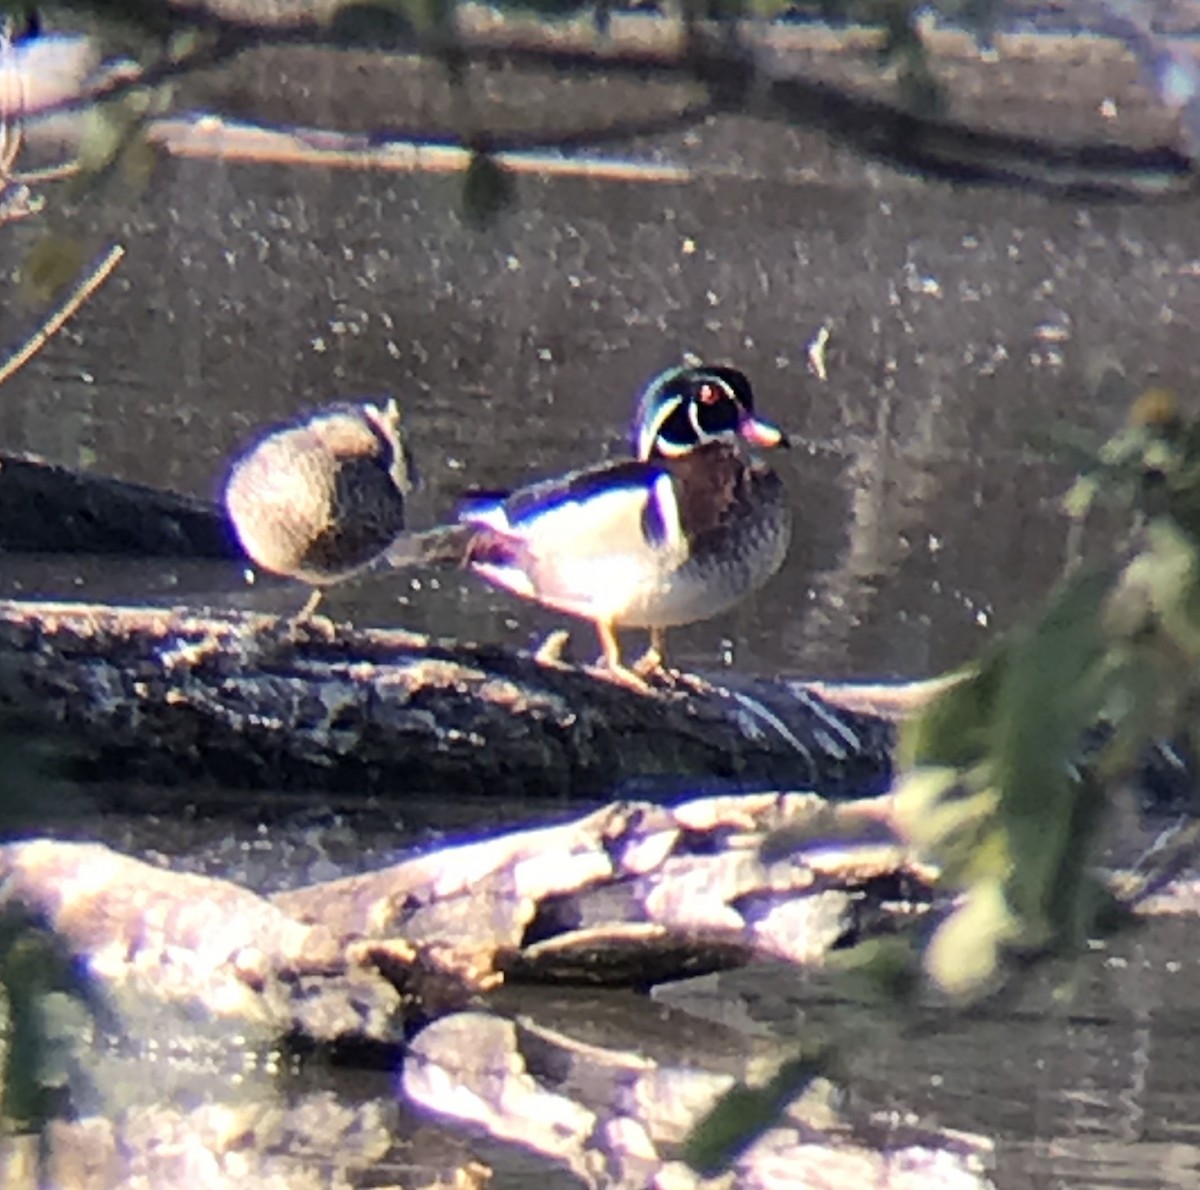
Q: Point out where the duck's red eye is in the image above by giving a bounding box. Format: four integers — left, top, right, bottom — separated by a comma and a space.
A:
698, 383, 720, 404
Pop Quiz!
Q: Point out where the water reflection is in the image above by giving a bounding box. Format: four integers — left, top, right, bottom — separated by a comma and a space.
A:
0, 97, 1156, 683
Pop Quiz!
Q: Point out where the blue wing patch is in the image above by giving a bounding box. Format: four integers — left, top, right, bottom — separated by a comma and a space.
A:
487, 459, 665, 528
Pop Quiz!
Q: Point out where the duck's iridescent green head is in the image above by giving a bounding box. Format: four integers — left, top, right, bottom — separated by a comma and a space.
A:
632, 365, 789, 461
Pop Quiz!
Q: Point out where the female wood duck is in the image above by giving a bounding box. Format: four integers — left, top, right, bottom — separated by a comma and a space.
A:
224, 398, 416, 617
457, 364, 792, 678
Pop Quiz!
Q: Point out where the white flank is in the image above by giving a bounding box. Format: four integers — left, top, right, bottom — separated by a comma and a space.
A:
465, 481, 682, 621
471, 561, 537, 600
509, 484, 653, 551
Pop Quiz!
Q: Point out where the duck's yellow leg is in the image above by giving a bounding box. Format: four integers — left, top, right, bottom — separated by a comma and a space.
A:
1, 123, 21, 178
296, 587, 324, 621
632, 627, 669, 676
594, 620, 652, 692
595, 621, 623, 669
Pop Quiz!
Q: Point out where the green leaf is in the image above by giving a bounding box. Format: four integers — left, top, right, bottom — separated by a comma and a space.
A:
746, 0, 800, 16
924, 879, 1018, 1000
897, 569, 1118, 998
893, 766, 1007, 888
826, 936, 921, 1005
76, 105, 130, 175
20, 235, 85, 305
1062, 472, 1102, 521
683, 1049, 834, 1175
988, 573, 1110, 936
896, 662, 989, 771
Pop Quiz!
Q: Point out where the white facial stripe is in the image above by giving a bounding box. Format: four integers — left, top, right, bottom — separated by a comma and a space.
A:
638, 394, 684, 460
652, 438, 691, 459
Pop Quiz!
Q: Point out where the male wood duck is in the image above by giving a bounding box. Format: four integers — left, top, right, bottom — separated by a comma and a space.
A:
224, 398, 416, 617
456, 364, 792, 678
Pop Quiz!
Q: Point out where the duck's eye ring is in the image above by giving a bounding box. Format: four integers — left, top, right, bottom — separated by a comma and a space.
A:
698, 383, 721, 405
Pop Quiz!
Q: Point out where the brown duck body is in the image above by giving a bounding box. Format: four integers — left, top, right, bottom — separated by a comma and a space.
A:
648, 442, 791, 628
224, 400, 413, 586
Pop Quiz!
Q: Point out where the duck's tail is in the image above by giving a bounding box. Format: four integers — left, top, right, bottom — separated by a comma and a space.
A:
373, 523, 479, 572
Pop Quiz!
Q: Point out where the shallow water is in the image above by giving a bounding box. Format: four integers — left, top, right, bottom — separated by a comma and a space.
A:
4, 8, 1200, 1188
2, 28, 1166, 681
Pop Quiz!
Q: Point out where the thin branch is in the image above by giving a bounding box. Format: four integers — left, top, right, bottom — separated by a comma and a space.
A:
11, 160, 83, 185
0, 244, 126, 388
145, 98, 720, 181
383, 98, 720, 156
44, 22, 690, 126
25, 6, 1200, 200
755, 68, 1195, 200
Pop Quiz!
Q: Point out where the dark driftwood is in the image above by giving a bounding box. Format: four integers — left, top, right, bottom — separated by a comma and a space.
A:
0, 600, 897, 799
0, 453, 237, 558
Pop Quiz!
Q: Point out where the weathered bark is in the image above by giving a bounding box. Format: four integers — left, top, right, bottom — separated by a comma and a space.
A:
0, 839, 403, 1049
274, 791, 921, 985
0, 794, 919, 1054
0, 600, 897, 799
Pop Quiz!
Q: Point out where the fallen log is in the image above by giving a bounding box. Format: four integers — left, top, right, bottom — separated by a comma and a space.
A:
0, 791, 920, 1052
0, 600, 898, 799
0, 453, 237, 558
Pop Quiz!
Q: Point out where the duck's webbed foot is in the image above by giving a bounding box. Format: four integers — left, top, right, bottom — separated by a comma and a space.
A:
592, 621, 654, 693
534, 628, 572, 666
631, 627, 672, 678
288, 587, 339, 641
597, 663, 655, 694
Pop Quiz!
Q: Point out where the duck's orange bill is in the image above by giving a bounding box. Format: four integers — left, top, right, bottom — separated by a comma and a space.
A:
738, 416, 790, 449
